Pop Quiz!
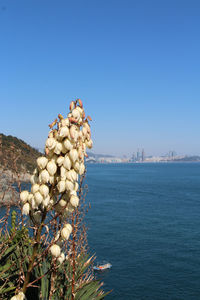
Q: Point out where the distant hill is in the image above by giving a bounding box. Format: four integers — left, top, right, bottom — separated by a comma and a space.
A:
174, 156, 200, 162
0, 133, 41, 173
87, 151, 114, 158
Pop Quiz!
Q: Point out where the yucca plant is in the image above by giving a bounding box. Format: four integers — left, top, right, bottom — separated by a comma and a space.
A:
0, 99, 110, 300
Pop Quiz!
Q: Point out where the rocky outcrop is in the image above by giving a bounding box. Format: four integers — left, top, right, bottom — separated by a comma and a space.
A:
0, 168, 31, 206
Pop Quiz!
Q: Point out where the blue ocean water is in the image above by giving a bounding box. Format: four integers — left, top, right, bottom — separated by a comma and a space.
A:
85, 163, 200, 300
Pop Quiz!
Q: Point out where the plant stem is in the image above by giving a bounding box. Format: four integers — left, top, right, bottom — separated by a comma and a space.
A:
71, 213, 76, 300
22, 211, 47, 294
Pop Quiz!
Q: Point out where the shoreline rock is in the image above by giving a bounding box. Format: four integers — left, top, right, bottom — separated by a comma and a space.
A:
0, 168, 31, 206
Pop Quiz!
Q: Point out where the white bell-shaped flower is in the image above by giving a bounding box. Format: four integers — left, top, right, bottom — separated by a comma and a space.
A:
43, 195, 50, 207
11, 292, 25, 300
66, 180, 75, 191
64, 223, 72, 234
46, 137, 56, 150
59, 126, 69, 138
57, 156, 64, 166
73, 161, 80, 173
28, 193, 34, 203
37, 157, 48, 169
49, 175, 55, 185
22, 203, 30, 215
20, 190, 29, 203
74, 182, 79, 191
50, 244, 61, 257
63, 155, 71, 170
70, 195, 79, 207
30, 174, 39, 184
39, 169, 50, 183
31, 183, 40, 194
69, 149, 78, 163
39, 184, 49, 198
61, 227, 70, 240
60, 166, 67, 180
69, 126, 78, 141
57, 253, 65, 264
57, 181, 66, 193
34, 191, 43, 205
31, 198, 37, 209
63, 138, 73, 150
66, 169, 77, 182
47, 160, 57, 176
54, 142, 63, 155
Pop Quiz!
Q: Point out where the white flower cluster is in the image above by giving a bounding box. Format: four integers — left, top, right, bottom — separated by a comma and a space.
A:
20, 99, 92, 260
10, 291, 25, 300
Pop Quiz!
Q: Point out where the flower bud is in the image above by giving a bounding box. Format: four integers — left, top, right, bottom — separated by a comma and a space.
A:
63, 155, 71, 170
20, 190, 29, 203
70, 195, 79, 207
61, 118, 69, 127
69, 149, 78, 163
63, 138, 73, 150
79, 163, 85, 175
72, 108, 80, 121
40, 170, 50, 183
58, 199, 68, 207
82, 127, 87, 136
61, 227, 70, 240
31, 183, 40, 194
39, 184, 49, 197
66, 180, 75, 191
46, 137, 56, 150
22, 203, 30, 215
57, 181, 66, 193
34, 191, 43, 205
85, 139, 93, 149
47, 160, 57, 176
50, 244, 61, 257
37, 157, 48, 169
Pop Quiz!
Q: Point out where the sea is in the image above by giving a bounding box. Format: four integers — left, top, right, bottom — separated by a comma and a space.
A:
1, 163, 200, 299
85, 163, 200, 300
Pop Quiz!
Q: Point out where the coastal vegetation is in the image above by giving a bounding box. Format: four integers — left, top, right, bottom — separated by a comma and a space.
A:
0, 100, 108, 299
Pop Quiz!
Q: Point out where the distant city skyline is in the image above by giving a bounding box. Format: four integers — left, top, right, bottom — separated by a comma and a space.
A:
1, 0, 200, 156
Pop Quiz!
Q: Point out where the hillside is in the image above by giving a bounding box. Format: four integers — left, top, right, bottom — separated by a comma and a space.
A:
0, 133, 41, 173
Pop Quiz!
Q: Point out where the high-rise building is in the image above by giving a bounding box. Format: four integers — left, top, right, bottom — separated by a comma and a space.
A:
142, 149, 145, 161
137, 149, 140, 161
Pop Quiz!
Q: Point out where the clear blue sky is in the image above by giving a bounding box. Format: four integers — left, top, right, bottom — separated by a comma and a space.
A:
0, 0, 200, 156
